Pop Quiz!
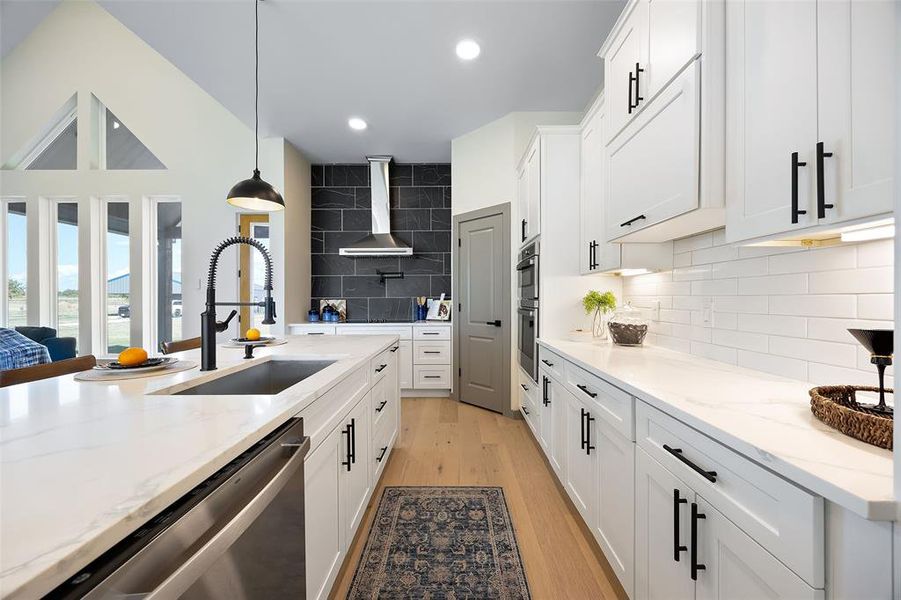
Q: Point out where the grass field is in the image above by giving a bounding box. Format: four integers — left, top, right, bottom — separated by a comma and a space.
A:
7, 295, 181, 354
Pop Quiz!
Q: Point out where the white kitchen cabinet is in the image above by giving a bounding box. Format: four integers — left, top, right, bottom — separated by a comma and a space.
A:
288, 324, 336, 335
725, 0, 894, 243
341, 392, 371, 546
563, 386, 597, 525
600, 0, 724, 243
635, 447, 694, 600
593, 417, 635, 598
580, 93, 673, 275
304, 425, 345, 600
604, 0, 648, 139
695, 497, 821, 600
537, 373, 552, 453
397, 340, 412, 389
516, 137, 541, 245
539, 371, 567, 480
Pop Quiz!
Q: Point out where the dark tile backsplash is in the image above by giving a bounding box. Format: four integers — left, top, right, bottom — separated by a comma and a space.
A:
310, 163, 452, 322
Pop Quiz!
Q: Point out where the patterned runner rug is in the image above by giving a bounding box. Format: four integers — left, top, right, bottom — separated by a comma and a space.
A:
347, 486, 531, 599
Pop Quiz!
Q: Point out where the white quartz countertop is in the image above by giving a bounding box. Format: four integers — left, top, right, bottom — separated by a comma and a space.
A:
288, 320, 452, 327
0, 334, 398, 599
539, 338, 895, 521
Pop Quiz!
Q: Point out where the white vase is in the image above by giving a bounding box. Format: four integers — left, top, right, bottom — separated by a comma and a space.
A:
592, 309, 609, 340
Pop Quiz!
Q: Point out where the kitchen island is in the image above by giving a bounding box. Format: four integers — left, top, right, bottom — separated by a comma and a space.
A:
0, 334, 401, 599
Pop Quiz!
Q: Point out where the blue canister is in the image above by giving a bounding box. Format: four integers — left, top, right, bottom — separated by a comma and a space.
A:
416, 304, 429, 321
308, 309, 320, 322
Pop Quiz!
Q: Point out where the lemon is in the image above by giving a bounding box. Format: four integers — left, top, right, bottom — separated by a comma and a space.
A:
118, 347, 148, 367
246, 328, 261, 341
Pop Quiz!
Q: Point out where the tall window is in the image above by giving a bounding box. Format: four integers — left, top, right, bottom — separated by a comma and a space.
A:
105, 201, 130, 353
4, 202, 27, 327
154, 200, 182, 345
54, 201, 79, 347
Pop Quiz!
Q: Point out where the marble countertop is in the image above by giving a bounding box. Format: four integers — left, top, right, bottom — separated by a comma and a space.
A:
288, 320, 452, 327
0, 334, 398, 599
539, 338, 895, 521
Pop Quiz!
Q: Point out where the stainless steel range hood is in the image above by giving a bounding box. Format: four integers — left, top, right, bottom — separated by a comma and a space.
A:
339, 156, 413, 256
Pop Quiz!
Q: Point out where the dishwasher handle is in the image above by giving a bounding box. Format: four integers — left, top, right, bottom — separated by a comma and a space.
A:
144, 434, 310, 599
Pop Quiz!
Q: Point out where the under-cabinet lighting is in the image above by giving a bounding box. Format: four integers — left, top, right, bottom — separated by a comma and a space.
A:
841, 224, 895, 243
614, 268, 651, 277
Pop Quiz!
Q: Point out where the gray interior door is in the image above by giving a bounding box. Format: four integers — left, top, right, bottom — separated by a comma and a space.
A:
458, 213, 506, 413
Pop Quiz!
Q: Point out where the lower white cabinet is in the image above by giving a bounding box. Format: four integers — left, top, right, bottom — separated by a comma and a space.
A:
303, 346, 400, 600
636, 447, 820, 600
397, 340, 413, 390
564, 386, 598, 523
594, 417, 635, 598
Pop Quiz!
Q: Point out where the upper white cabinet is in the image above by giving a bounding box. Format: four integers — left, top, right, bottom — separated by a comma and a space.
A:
517, 136, 542, 245
725, 0, 895, 243
600, 0, 724, 243
579, 93, 672, 275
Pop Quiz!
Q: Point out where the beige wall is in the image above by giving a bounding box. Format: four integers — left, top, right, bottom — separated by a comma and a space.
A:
0, 0, 309, 350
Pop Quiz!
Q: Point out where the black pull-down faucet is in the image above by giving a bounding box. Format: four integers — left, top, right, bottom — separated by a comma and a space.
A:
201, 236, 276, 371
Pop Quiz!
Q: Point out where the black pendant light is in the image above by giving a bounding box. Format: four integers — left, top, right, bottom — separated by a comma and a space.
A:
227, 0, 285, 211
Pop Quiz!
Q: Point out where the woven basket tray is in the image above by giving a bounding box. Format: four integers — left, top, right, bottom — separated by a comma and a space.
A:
809, 385, 893, 450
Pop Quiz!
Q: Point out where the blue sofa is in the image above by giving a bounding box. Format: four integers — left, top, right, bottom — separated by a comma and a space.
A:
15, 327, 76, 362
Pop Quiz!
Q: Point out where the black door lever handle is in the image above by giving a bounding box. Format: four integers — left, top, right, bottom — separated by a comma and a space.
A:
485, 320, 502, 327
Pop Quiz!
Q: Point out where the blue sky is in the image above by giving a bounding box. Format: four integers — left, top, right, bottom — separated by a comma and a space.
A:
8, 214, 143, 292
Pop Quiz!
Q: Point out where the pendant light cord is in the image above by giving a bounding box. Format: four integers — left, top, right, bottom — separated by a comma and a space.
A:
254, 0, 259, 172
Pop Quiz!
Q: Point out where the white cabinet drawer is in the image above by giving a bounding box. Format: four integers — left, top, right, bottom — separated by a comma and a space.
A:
337, 325, 412, 339
370, 373, 396, 432
370, 347, 396, 387
413, 326, 450, 340
413, 340, 451, 364
538, 346, 566, 382
636, 401, 824, 588
413, 365, 451, 388
289, 325, 336, 335
564, 361, 634, 441
301, 365, 369, 455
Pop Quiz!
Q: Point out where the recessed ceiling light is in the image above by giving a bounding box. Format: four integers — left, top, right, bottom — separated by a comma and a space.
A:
455, 39, 481, 61
112, 121, 120, 129
348, 117, 367, 131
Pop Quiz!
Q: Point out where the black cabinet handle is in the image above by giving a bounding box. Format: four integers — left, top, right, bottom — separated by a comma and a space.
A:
422, 332, 440, 336
375, 364, 387, 373
592, 241, 599, 270
485, 320, 502, 327
341, 423, 352, 471
628, 69, 636, 113
424, 375, 442, 379
521, 218, 527, 242
816, 141, 834, 219
580, 407, 587, 450
307, 332, 325, 335
520, 383, 529, 392
522, 405, 530, 415
576, 384, 597, 398
350, 418, 356, 465
375, 400, 388, 413
690, 502, 706, 580
390, 346, 399, 353
542, 376, 550, 406
663, 444, 717, 483
423, 351, 441, 354
620, 214, 646, 228
376, 446, 388, 463
634, 62, 644, 106
585, 412, 596, 455
673, 489, 688, 562
541, 359, 554, 367
791, 151, 808, 224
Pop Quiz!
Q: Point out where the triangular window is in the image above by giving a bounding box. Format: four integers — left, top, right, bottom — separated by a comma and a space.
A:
3, 94, 78, 170
97, 96, 165, 170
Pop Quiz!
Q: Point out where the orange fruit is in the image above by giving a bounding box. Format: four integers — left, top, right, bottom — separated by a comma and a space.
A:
118, 347, 148, 366
246, 328, 261, 341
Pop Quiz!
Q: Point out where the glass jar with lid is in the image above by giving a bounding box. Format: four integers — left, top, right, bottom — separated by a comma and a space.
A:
607, 302, 649, 346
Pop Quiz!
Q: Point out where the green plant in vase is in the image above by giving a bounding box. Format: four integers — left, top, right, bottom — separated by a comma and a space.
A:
582, 290, 617, 340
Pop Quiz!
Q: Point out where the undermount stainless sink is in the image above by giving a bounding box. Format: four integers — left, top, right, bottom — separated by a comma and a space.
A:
175, 359, 335, 396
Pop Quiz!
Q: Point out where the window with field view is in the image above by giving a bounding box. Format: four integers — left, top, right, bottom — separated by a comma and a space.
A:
55, 201, 79, 349
155, 201, 182, 346
6, 202, 27, 328
106, 202, 130, 353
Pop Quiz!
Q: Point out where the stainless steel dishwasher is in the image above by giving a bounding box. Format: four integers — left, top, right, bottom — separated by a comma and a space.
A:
48, 418, 310, 599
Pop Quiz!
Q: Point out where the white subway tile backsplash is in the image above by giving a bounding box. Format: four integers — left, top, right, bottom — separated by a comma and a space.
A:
691, 279, 738, 296
737, 350, 809, 381
737, 273, 808, 296
767, 245, 857, 275
857, 294, 893, 320
769, 295, 857, 318
768, 336, 858, 368
737, 313, 807, 338
622, 227, 893, 385
711, 329, 768, 353
808, 267, 893, 294
674, 232, 713, 254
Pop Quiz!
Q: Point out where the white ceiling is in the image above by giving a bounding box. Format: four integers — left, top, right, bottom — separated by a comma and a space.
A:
2, 0, 626, 163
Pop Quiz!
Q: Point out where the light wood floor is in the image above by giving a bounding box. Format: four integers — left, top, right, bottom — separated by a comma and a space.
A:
329, 396, 627, 600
